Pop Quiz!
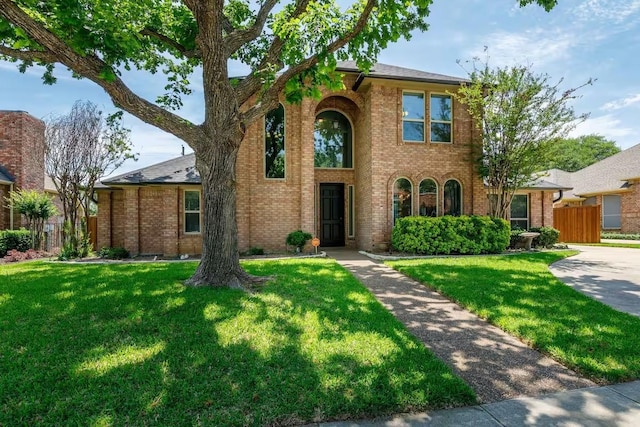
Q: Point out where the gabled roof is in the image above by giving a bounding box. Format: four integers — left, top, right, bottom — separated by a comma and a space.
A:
568, 143, 640, 197
100, 153, 199, 186
0, 165, 15, 185
335, 61, 469, 86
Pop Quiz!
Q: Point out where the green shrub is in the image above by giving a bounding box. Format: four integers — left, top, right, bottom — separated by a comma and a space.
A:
601, 232, 640, 241
0, 229, 32, 257
509, 229, 525, 249
286, 230, 312, 249
391, 215, 510, 255
97, 247, 130, 259
530, 226, 560, 248
247, 247, 264, 256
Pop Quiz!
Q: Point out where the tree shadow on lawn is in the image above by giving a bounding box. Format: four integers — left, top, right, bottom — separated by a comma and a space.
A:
389, 253, 640, 384
0, 259, 474, 426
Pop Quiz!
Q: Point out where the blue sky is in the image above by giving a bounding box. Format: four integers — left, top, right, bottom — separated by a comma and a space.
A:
1, 0, 639, 175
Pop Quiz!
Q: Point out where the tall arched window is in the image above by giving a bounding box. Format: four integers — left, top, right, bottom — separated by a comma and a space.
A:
419, 179, 437, 217
265, 104, 285, 178
393, 178, 412, 224
314, 110, 352, 168
444, 179, 462, 216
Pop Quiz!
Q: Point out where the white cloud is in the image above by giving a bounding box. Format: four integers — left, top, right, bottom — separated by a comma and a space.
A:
601, 93, 640, 111
466, 28, 576, 68
569, 114, 635, 139
573, 0, 640, 24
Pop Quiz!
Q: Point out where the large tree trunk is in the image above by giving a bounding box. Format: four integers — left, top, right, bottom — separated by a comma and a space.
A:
184, 136, 267, 289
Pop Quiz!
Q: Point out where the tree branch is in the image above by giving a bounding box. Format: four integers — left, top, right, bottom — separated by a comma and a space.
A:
0, 45, 57, 63
140, 28, 200, 59
0, 0, 205, 148
241, 0, 377, 124
224, 0, 279, 56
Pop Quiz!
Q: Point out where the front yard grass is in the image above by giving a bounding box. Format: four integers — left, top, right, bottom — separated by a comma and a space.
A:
579, 243, 640, 249
387, 252, 640, 384
0, 259, 474, 426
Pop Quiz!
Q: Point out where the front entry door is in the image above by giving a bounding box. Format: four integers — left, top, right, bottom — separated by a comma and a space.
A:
320, 184, 345, 247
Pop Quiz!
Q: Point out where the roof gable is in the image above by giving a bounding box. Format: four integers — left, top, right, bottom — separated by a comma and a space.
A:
101, 153, 199, 186
335, 61, 468, 85
569, 143, 640, 196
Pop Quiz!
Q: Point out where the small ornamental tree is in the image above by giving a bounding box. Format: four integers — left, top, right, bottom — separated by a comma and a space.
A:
5, 189, 58, 250
0, 0, 558, 289
455, 55, 592, 219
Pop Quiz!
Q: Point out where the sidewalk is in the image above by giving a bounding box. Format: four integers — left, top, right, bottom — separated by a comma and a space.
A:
320, 249, 640, 426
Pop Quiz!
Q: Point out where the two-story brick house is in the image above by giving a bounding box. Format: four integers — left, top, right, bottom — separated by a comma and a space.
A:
96, 62, 559, 256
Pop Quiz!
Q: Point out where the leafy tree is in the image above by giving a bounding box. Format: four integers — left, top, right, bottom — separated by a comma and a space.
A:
0, 0, 558, 288
5, 189, 58, 250
455, 58, 591, 220
542, 134, 620, 172
45, 100, 135, 257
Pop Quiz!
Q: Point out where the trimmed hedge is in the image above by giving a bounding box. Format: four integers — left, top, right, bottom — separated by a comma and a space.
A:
0, 229, 32, 257
602, 232, 640, 241
392, 215, 510, 255
530, 226, 560, 248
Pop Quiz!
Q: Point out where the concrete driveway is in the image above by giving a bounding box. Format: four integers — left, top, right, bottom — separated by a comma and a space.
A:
549, 245, 640, 317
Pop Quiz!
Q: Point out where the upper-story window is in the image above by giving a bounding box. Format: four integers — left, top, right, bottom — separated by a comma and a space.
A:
265, 104, 285, 179
314, 110, 352, 168
430, 94, 452, 143
402, 92, 425, 142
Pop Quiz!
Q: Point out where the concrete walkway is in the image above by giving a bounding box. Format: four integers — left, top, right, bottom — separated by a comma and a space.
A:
550, 245, 640, 317
317, 248, 640, 426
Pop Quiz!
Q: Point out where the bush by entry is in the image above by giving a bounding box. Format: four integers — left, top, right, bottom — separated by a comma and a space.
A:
392, 215, 510, 255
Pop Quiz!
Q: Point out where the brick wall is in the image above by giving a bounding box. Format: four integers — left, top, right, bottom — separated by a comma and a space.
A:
621, 180, 640, 233
0, 111, 45, 229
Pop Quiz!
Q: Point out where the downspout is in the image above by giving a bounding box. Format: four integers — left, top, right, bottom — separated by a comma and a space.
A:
9, 183, 14, 229
553, 190, 563, 204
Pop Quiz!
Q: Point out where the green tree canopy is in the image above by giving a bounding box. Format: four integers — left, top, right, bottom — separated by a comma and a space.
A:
1, 0, 559, 288
542, 134, 620, 172
455, 57, 591, 220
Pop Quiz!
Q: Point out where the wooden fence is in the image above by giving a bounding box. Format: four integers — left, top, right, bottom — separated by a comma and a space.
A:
43, 216, 98, 251
553, 205, 601, 243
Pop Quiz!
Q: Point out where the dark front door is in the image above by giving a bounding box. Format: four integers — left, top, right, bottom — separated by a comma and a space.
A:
320, 184, 345, 247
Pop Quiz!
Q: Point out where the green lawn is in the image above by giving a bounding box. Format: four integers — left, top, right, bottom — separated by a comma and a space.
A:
0, 259, 474, 426
579, 243, 640, 249
387, 252, 640, 383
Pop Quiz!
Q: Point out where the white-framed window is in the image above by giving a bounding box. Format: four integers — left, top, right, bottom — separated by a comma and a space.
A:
402, 91, 425, 142
265, 104, 286, 179
393, 178, 413, 224
510, 194, 529, 230
602, 195, 621, 229
419, 178, 438, 217
430, 94, 452, 143
443, 179, 462, 216
184, 190, 201, 233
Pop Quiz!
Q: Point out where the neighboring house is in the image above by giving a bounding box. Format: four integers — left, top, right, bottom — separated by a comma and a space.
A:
548, 143, 640, 233
96, 62, 560, 256
0, 110, 46, 230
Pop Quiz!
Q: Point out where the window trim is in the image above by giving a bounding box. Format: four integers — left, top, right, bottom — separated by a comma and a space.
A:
510, 194, 529, 230
443, 179, 463, 216
429, 92, 453, 144
314, 108, 355, 169
184, 189, 201, 234
264, 103, 286, 180
392, 177, 413, 224
418, 178, 438, 217
348, 185, 355, 238
402, 90, 426, 143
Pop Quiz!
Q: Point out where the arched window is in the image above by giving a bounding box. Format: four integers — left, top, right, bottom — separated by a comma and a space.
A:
419, 179, 437, 217
314, 110, 352, 168
393, 178, 412, 224
444, 179, 462, 216
265, 104, 285, 178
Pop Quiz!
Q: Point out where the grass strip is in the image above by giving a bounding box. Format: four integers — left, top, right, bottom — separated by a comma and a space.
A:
576, 243, 640, 249
387, 252, 640, 383
0, 259, 474, 426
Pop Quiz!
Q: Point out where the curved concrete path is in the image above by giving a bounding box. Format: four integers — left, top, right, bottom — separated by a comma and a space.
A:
550, 245, 640, 317
327, 249, 594, 404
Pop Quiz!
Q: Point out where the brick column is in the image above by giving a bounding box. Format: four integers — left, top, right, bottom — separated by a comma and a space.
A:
163, 187, 179, 257
123, 187, 140, 255
96, 190, 111, 249
300, 98, 316, 235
